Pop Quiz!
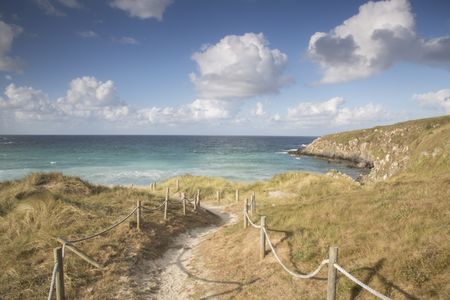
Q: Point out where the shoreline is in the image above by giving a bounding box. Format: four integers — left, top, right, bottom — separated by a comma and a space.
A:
288, 149, 373, 170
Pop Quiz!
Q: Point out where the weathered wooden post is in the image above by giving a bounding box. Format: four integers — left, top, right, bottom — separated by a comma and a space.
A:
327, 246, 338, 300
54, 247, 65, 300
176, 179, 179, 191
164, 187, 169, 220
249, 195, 254, 216
182, 192, 186, 215
196, 189, 201, 209
236, 189, 239, 203
243, 198, 249, 228
136, 200, 142, 231
217, 190, 220, 204
260, 216, 266, 260
193, 199, 197, 211
252, 192, 256, 214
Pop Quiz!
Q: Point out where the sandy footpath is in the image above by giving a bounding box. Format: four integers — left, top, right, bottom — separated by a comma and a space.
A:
120, 205, 237, 299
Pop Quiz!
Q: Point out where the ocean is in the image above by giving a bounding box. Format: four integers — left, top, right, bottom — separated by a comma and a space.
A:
0, 135, 365, 185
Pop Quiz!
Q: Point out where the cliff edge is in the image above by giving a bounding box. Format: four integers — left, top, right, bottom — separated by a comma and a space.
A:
290, 115, 450, 182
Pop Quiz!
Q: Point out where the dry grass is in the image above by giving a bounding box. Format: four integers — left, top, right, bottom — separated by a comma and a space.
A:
161, 117, 450, 299
172, 170, 449, 299
0, 172, 218, 299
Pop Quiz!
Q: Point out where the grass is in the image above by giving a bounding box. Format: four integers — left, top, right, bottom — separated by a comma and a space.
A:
165, 116, 450, 299
0, 172, 218, 299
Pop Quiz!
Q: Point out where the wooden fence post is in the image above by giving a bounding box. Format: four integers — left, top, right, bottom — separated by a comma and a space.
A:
327, 246, 338, 300
252, 192, 256, 214
260, 216, 266, 260
217, 190, 220, 204
249, 195, 253, 216
176, 179, 179, 191
54, 247, 65, 300
182, 192, 186, 215
236, 189, 239, 203
194, 192, 197, 211
196, 189, 201, 209
164, 187, 169, 220
243, 198, 248, 228
136, 200, 141, 231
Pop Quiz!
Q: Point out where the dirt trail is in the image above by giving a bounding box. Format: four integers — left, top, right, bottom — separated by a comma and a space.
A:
122, 205, 237, 299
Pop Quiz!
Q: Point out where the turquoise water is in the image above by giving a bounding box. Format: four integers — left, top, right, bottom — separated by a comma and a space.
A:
0, 136, 365, 185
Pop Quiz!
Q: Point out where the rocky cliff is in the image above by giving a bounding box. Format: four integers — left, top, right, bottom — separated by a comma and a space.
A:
290, 115, 450, 182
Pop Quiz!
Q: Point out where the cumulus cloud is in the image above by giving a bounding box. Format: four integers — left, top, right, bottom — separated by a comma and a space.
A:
308, 0, 450, 83
0, 84, 58, 121
413, 89, 450, 113
110, 0, 173, 21
0, 77, 129, 122
56, 76, 129, 121
190, 33, 290, 99
0, 21, 23, 72
286, 97, 384, 126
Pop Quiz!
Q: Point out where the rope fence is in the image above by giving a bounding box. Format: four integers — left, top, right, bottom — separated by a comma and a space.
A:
242, 195, 392, 300
47, 184, 202, 300
46, 179, 393, 300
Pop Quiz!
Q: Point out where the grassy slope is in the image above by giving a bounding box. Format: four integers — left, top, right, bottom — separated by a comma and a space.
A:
0, 173, 217, 299
167, 117, 450, 299
320, 115, 450, 162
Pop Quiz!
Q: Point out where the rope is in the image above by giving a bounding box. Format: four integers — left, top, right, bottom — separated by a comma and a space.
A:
47, 262, 58, 300
141, 201, 165, 212
263, 227, 329, 279
67, 207, 138, 243
244, 210, 261, 228
334, 263, 391, 300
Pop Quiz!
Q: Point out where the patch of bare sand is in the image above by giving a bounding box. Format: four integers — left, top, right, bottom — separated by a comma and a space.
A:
121, 205, 237, 299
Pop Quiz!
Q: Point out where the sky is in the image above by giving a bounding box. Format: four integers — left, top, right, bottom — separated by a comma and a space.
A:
0, 0, 449, 135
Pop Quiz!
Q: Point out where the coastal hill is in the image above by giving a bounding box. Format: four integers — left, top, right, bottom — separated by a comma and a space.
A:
289, 115, 450, 182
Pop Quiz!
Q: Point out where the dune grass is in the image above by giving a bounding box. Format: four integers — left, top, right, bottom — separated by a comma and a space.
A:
0, 172, 217, 299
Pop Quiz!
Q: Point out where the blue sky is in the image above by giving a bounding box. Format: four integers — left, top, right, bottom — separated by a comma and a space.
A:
0, 0, 449, 135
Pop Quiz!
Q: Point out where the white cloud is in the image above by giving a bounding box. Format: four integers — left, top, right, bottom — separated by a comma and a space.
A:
252, 101, 266, 117
190, 33, 290, 99
56, 76, 129, 121
0, 84, 58, 120
0, 21, 23, 72
308, 0, 450, 84
413, 89, 450, 113
110, 0, 173, 21
286, 97, 384, 126
137, 99, 236, 125
0, 77, 131, 123
112, 36, 140, 45
77, 30, 97, 38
